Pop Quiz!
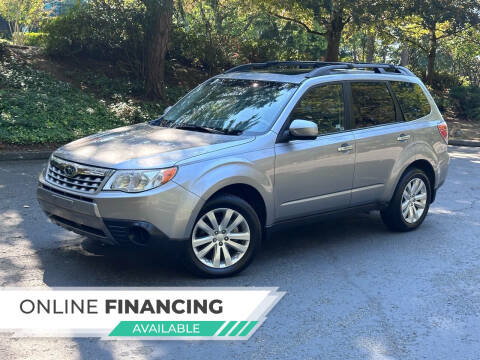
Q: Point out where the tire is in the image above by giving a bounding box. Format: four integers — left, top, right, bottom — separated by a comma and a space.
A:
381, 168, 432, 232
185, 194, 262, 277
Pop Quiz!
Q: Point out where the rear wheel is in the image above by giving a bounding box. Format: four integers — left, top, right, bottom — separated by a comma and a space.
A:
185, 195, 261, 277
381, 168, 431, 232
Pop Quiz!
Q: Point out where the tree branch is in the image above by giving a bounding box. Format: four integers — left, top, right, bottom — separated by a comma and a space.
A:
269, 12, 326, 36
243, 14, 259, 32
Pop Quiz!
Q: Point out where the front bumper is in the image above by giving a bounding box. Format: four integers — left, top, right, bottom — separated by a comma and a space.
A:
37, 171, 204, 246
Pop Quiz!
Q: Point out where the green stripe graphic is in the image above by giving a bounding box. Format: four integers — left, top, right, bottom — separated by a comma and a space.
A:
218, 321, 237, 336
109, 321, 224, 337
239, 321, 258, 336
229, 321, 248, 336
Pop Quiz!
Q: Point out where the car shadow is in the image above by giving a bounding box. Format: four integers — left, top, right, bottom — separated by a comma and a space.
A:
37, 210, 399, 287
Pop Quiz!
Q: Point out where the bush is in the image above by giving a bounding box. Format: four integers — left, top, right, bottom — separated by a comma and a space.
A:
43, 0, 147, 77
23, 32, 48, 47
449, 86, 480, 121
432, 72, 464, 90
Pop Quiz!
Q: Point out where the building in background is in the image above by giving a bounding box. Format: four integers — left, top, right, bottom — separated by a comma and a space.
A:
45, 0, 78, 17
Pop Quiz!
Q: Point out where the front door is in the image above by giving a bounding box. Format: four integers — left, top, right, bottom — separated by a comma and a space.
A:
274, 82, 355, 221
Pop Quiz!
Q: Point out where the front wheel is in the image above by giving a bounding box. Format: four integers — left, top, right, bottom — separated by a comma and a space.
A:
381, 168, 431, 232
185, 195, 261, 277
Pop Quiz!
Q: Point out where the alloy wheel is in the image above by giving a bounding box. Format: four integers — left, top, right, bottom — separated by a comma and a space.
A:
192, 208, 251, 268
401, 177, 427, 224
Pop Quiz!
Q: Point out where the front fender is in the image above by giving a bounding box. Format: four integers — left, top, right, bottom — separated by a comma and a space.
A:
172, 152, 275, 239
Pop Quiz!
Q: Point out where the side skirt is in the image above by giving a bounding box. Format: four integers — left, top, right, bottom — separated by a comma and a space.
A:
265, 203, 387, 240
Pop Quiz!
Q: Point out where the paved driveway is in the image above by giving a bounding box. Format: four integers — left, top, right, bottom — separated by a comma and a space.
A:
0, 146, 479, 359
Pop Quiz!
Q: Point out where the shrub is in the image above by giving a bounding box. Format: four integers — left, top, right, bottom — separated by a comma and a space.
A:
43, 0, 147, 77
432, 72, 464, 90
23, 32, 48, 47
449, 86, 480, 121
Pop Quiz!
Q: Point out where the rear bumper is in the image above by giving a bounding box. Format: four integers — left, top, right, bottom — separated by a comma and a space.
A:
37, 171, 203, 245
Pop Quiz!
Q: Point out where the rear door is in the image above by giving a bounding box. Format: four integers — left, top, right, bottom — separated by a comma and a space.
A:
349, 81, 414, 205
274, 82, 355, 221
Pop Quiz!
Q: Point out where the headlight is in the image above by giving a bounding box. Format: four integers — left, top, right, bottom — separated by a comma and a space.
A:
104, 167, 177, 193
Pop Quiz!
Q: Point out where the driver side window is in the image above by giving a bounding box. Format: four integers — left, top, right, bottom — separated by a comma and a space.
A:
289, 83, 345, 135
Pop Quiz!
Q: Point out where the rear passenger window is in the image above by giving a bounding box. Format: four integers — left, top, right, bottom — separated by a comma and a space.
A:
290, 84, 344, 135
351, 82, 396, 128
390, 81, 431, 121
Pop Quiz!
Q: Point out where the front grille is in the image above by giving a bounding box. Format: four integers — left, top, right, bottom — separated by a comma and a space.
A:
46, 156, 111, 194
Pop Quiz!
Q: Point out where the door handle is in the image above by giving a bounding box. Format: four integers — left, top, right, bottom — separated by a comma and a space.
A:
397, 134, 411, 141
337, 143, 353, 152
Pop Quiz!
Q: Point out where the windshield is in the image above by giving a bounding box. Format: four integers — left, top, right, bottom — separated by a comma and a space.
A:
152, 78, 298, 135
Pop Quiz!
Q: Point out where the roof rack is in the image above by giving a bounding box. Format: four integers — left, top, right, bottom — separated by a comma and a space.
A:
224, 61, 415, 77
224, 61, 330, 74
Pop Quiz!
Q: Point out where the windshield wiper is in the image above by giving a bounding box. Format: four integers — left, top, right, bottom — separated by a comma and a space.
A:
174, 125, 242, 135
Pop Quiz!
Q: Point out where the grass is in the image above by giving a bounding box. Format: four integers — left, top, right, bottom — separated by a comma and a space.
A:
0, 48, 187, 146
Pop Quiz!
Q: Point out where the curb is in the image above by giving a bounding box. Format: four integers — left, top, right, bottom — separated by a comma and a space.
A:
0, 151, 52, 161
449, 139, 480, 147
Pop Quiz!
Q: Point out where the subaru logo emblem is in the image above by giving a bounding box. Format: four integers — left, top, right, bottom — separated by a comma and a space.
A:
63, 165, 77, 178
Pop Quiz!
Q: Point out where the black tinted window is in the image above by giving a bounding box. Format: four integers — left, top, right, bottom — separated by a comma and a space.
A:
290, 84, 344, 134
351, 82, 396, 128
390, 81, 431, 121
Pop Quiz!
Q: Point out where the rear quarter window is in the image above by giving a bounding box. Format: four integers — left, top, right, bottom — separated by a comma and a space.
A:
390, 81, 431, 121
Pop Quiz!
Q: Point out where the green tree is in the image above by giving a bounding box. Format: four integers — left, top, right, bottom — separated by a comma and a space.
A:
389, 0, 480, 85
260, 0, 378, 61
0, 0, 47, 43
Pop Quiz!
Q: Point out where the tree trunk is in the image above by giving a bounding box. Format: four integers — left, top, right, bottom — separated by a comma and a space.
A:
426, 26, 437, 85
145, 0, 173, 99
366, 34, 375, 63
176, 0, 187, 27
324, 9, 344, 62
400, 42, 409, 66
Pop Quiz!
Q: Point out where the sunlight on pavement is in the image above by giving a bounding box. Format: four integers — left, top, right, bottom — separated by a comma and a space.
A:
356, 337, 397, 360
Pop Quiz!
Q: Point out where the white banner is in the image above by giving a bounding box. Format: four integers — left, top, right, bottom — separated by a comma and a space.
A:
0, 287, 284, 340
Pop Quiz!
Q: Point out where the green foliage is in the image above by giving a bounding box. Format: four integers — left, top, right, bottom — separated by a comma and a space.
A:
0, 54, 168, 145
0, 0, 48, 44
3, 0, 479, 147
450, 86, 480, 121
43, 0, 147, 76
23, 32, 47, 47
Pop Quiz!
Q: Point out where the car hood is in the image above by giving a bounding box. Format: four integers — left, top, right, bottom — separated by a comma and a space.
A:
53, 123, 254, 169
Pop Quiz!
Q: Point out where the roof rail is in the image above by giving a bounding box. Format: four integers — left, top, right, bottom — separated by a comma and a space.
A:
305, 62, 415, 77
224, 61, 416, 77
224, 61, 329, 74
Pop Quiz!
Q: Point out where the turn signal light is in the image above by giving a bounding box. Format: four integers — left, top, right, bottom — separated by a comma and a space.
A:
437, 123, 448, 144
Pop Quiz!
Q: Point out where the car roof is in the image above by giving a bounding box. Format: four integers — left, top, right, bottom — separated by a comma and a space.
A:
217, 61, 417, 85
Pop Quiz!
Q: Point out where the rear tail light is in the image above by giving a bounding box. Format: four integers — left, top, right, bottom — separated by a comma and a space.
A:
437, 123, 448, 144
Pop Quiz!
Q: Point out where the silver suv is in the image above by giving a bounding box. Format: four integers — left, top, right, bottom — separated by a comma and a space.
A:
37, 61, 449, 277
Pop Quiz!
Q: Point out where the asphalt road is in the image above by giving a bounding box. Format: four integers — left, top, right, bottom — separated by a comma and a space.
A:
0, 145, 479, 360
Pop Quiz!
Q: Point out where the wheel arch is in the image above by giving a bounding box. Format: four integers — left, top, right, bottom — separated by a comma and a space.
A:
387, 158, 436, 205
205, 183, 267, 229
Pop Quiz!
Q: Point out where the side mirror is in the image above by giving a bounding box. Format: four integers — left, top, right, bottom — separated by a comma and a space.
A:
163, 106, 172, 115
288, 119, 318, 140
